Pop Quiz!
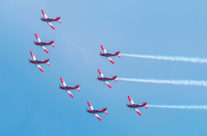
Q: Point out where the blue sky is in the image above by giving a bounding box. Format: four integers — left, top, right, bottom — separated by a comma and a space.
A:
1, 0, 207, 135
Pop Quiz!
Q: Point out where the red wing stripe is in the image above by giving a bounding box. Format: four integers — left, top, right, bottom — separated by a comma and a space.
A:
107, 84, 112, 88
41, 9, 46, 15
136, 111, 142, 116
87, 101, 92, 107
97, 116, 102, 121
128, 96, 132, 102
101, 45, 105, 51
51, 25, 55, 30
109, 60, 115, 64
44, 49, 49, 54
69, 93, 74, 98
35, 33, 39, 39
60, 77, 64, 84
39, 67, 44, 72
30, 51, 34, 57
98, 69, 102, 75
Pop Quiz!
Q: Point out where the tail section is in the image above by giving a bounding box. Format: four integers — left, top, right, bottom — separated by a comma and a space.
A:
76, 85, 80, 92
113, 75, 118, 82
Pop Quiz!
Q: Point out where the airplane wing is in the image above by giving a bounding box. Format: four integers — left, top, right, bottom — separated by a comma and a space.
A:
41, 46, 49, 54
107, 57, 115, 64
135, 108, 142, 116
128, 96, 135, 104
41, 9, 48, 18
30, 51, 37, 61
94, 113, 102, 121
60, 77, 67, 87
35, 33, 41, 42
87, 101, 94, 110
104, 81, 112, 88
48, 22, 56, 30
101, 45, 107, 53
67, 90, 74, 98
37, 64, 44, 72
77, 87, 80, 92
98, 69, 104, 78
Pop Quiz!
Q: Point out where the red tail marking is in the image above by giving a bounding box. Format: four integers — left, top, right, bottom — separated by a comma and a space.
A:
145, 106, 149, 109
105, 111, 109, 115
115, 79, 118, 82
77, 88, 80, 92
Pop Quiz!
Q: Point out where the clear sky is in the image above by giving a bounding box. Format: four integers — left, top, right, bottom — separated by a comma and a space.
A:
1, 0, 207, 135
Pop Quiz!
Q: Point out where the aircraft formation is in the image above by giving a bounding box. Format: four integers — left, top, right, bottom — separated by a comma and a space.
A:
29, 9, 173, 122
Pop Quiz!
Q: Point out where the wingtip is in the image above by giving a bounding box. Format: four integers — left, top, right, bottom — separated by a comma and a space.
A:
87, 101, 92, 107
128, 96, 132, 101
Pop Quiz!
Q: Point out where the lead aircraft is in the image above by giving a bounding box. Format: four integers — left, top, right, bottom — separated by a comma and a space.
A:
34, 33, 55, 54
87, 101, 108, 121
29, 51, 50, 72
97, 69, 118, 88
59, 77, 80, 98
41, 9, 61, 30
100, 45, 121, 64
127, 96, 148, 116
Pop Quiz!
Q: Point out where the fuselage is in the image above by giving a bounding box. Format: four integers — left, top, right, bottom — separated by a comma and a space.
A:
41, 17, 60, 22
59, 85, 79, 90
127, 102, 147, 108
97, 75, 117, 81
30, 59, 49, 64
34, 41, 54, 46
100, 51, 120, 57
87, 108, 107, 114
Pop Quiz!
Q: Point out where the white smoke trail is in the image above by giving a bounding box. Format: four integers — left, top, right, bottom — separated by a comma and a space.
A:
148, 105, 207, 110
120, 53, 207, 64
117, 78, 207, 87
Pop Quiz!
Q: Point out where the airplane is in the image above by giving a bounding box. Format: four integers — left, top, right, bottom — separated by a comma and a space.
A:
29, 51, 50, 72
97, 69, 118, 88
59, 77, 80, 98
127, 96, 148, 116
100, 45, 121, 64
34, 33, 55, 54
41, 9, 61, 30
87, 101, 108, 121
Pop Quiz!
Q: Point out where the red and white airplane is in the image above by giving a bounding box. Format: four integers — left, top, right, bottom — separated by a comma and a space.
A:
87, 101, 108, 121
41, 9, 61, 30
100, 45, 121, 64
29, 51, 50, 72
34, 33, 55, 54
127, 96, 148, 116
59, 77, 80, 98
97, 69, 118, 88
